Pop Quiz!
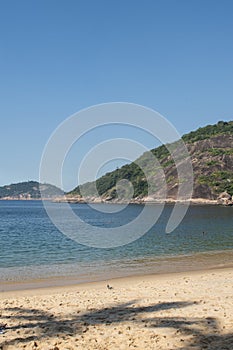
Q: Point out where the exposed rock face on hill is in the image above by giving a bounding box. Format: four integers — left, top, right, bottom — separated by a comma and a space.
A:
68, 121, 233, 203
0, 181, 63, 199
187, 134, 233, 199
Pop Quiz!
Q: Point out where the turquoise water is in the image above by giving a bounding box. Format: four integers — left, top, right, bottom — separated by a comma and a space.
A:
0, 200, 233, 282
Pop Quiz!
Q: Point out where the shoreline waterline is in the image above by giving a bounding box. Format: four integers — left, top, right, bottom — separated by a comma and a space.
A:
1, 249, 233, 292
1, 265, 233, 296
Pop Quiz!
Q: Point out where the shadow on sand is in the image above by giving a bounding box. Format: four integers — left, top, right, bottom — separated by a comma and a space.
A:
1, 299, 233, 349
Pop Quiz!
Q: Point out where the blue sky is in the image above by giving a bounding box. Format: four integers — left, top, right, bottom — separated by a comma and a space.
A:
0, 0, 233, 190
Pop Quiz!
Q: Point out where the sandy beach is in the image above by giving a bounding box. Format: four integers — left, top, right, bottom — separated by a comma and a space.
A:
0, 268, 233, 350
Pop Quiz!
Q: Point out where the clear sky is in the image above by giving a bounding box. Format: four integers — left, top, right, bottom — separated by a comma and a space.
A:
1, 0, 233, 190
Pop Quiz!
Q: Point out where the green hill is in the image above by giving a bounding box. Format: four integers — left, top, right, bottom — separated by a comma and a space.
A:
68, 120, 233, 201
0, 181, 63, 199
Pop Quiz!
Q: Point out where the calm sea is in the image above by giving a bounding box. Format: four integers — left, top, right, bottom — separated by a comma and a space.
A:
0, 200, 233, 285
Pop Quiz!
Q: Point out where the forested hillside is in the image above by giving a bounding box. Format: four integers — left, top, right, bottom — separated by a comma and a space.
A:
68, 121, 233, 201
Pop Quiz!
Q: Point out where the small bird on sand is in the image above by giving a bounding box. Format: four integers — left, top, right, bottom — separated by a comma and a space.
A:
107, 284, 113, 290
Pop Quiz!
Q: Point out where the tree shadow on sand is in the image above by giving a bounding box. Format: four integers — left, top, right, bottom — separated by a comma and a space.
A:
147, 315, 233, 349
1, 300, 233, 349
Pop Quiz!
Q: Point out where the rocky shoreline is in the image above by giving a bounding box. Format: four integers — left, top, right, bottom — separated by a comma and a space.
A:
51, 192, 233, 206
1, 191, 233, 206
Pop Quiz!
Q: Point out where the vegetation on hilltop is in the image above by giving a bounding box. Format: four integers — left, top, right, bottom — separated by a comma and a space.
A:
182, 120, 233, 143
0, 181, 63, 199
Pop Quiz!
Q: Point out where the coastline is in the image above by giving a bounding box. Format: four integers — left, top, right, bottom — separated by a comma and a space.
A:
1, 249, 233, 293
0, 197, 221, 205
1, 264, 233, 295
52, 196, 221, 205
1, 267, 233, 349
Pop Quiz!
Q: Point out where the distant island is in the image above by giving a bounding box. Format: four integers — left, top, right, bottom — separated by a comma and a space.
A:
66, 120, 233, 206
0, 181, 63, 200
1, 121, 233, 205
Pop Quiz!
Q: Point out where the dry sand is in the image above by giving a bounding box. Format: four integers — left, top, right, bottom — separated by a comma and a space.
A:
0, 268, 233, 350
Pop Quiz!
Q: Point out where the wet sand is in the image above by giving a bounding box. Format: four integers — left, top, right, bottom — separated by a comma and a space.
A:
0, 267, 233, 349
2, 250, 233, 291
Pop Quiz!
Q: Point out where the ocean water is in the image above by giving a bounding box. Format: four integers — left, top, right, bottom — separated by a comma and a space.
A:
0, 200, 233, 284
